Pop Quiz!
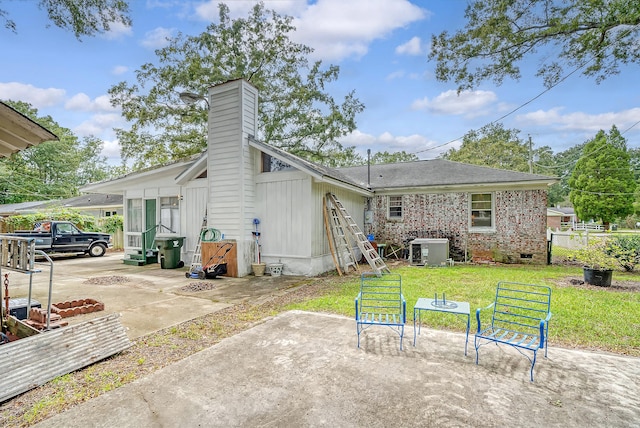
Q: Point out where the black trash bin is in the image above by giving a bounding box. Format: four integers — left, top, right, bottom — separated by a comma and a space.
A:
155, 236, 185, 269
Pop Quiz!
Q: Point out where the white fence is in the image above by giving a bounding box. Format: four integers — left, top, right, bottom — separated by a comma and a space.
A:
570, 221, 605, 231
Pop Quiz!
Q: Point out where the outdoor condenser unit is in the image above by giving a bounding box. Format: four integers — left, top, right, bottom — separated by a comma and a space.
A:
409, 238, 449, 266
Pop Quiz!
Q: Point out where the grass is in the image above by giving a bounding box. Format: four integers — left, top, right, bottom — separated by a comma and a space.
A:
287, 264, 640, 356
2, 262, 639, 427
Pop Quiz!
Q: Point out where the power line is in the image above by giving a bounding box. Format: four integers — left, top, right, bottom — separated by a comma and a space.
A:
413, 30, 639, 158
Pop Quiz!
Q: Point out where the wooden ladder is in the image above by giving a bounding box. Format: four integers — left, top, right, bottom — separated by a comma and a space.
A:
326, 193, 390, 276
323, 196, 359, 275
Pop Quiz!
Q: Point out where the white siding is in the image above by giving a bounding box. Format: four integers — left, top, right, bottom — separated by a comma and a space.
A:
181, 182, 209, 264
256, 170, 312, 259
207, 80, 259, 276
254, 168, 367, 276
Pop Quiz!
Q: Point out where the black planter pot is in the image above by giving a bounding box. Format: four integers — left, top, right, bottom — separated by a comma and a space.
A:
583, 267, 613, 287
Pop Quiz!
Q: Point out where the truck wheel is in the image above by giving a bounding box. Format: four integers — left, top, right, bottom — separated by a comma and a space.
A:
89, 243, 106, 257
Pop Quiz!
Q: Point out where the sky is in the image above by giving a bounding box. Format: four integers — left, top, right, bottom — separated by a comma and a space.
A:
0, 0, 638, 167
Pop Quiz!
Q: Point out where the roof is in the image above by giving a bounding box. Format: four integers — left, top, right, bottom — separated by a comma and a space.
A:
81, 142, 557, 196
81, 156, 199, 194
31, 194, 123, 210
0, 102, 58, 157
338, 159, 557, 190
0, 200, 48, 215
0, 194, 122, 216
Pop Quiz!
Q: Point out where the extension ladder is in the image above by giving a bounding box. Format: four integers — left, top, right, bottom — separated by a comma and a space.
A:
326, 193, 390, 276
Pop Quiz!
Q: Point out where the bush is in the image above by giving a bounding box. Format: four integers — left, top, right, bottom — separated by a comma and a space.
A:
2, 209, 95, 232
606, 234, 640, 272
98, 215, 123, 234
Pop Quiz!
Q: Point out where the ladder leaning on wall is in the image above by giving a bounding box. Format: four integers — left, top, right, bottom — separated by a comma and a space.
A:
324, 193, 390, 276
189, 210, 208, 271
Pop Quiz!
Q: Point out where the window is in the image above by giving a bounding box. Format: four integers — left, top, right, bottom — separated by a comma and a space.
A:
126, 199, 143, 247
470, 193, 493, 228
160, 197, 180, 233
388, 196, 403, 219
261, 153, 294, 172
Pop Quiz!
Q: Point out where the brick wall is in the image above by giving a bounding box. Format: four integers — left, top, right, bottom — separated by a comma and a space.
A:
371, 189, 548, 264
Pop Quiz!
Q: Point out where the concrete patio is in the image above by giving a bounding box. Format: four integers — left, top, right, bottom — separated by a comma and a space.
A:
34, 310, 640, 427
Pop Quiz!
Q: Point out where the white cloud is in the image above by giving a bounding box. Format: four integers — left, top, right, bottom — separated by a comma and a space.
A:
340, 129, 447, 158
100, 138, 122, 161
412, 89, 497, 117
193, 1, 429, 61
0, 82, 66, 107
112, 65, 128, 75
395, 36, 423, 56
294, 0, 427, 61
195, 0, 306, 21
386, 70, 406, 80
102, 20, 133, 40
140, 27, 175, 49
73, 113, 123, 137
65, 93, 117, 112
516, 107, 640, 133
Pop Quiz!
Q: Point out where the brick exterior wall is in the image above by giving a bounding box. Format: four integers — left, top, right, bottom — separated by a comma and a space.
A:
370, 189, 548, 264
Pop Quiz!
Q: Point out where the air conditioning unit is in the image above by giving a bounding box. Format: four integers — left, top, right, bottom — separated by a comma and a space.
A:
409, 238, 449, 266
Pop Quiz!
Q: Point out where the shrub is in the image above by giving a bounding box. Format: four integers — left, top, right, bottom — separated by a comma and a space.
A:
2, 209, 95, 232
605, 234, 640, 272
575, 239, 618, 271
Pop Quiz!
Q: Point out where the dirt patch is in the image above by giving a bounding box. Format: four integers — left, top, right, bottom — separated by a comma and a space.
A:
83, 276, 131, 286
179, 282, 218, 292
554, 276, 640, 292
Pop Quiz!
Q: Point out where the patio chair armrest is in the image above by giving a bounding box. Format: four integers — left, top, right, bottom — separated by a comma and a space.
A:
475, 302, 495, 333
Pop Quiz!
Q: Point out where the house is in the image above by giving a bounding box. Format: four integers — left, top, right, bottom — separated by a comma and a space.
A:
0, 101, 57, 158
547, 207, 577, 230
82, 79, 556, 276
339, 161, 556, 264
28, 194, 123, 218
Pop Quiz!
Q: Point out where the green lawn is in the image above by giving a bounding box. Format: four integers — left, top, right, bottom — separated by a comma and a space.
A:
288, 264, 640, 356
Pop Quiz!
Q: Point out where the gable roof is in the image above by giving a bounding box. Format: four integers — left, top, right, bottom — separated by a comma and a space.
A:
0, 102, 58, 157
338, 159, 557, 191
248, 137, 371, 194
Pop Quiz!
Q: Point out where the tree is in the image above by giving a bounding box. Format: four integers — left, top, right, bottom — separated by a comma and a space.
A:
109, 2, 364, 170
429, 0, 640, 91
569, 126, 636, 226
1, 0, 131, 39
441, 123, 533, 172
371, 151, 418, 165
0, 101, 112, 203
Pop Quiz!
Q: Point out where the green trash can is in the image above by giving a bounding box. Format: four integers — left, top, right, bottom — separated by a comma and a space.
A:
155, 236, 185, 269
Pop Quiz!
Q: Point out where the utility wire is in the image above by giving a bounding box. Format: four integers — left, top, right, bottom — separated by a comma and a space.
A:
413, 30, 638, 158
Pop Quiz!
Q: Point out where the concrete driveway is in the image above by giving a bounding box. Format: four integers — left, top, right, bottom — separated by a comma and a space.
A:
4, 252, 308, 338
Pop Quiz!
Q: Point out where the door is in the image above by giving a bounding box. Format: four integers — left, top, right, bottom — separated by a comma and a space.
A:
145, 199, 157, 251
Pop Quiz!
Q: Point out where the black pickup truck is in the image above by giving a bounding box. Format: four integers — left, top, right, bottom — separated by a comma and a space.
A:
7, 221, 112, 257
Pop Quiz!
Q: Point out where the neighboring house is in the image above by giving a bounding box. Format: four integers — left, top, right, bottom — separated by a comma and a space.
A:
0, 195, 123, 232
28, 194, 123, 218
82, 79, 556, 276
547, 207, 578, 230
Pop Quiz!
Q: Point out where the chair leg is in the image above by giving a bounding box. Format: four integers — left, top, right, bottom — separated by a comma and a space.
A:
530, 350, 537, 382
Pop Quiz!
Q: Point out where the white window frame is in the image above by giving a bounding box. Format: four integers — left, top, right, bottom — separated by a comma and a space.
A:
388, 195, 403, 220
160, 196, 180, 234
469, 192, 495, 231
